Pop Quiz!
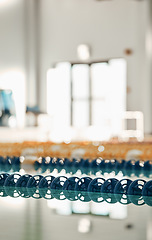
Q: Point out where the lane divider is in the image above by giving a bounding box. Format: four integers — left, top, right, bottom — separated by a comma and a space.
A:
0, 173, 152, 206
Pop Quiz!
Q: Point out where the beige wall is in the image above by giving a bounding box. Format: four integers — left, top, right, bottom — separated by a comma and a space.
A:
0, 0, 25, 75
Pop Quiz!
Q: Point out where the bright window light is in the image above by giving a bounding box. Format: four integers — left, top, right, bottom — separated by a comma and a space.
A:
73, 101, 89, 127
91, 59, 126, 137
72, 64, 89, 127
46, 59, 127, 141
109, 203, 127, 220
47, 62, 71, 129
0, 197, 25, 209
47, 199, 72, 215
91, 202, 109, 216
72, 64, 89, 99
91, 62, 109, 99
72, 201, 90, 214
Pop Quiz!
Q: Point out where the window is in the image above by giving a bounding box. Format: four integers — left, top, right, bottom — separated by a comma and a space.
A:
47, 59, 126, 141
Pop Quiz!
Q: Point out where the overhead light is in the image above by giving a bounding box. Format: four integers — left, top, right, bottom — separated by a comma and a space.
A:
78, 218, 91, 233
77, 44, 91, 61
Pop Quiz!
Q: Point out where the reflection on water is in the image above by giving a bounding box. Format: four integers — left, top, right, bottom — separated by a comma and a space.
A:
0, 197, 151, 240
0, 173, 152, 239
47, 199, 127, 219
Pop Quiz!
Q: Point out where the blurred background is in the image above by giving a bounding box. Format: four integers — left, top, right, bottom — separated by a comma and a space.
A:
0, 0, 152, 239
0, 0, 151, 143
